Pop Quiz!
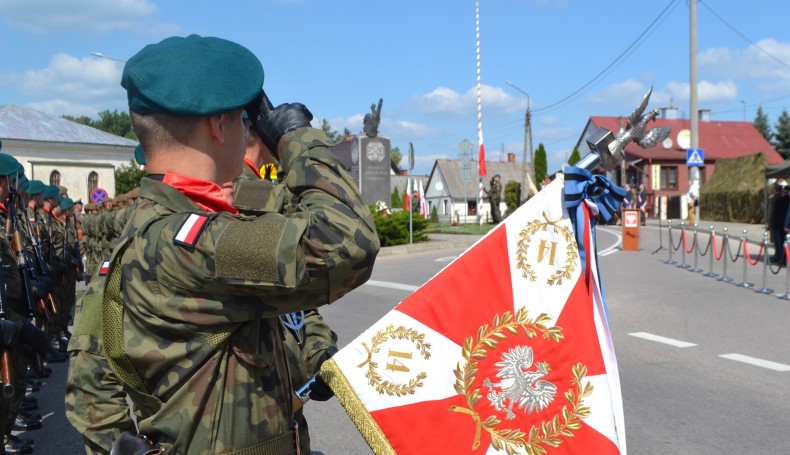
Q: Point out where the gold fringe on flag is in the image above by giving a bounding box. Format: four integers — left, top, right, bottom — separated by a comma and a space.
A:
320, 358, 396, 455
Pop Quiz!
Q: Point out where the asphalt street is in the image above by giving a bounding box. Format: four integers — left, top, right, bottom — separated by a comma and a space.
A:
18, 218, 790, 454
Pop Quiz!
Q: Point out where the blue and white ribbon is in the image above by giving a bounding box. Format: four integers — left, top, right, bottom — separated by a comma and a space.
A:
564, 166, 627, 319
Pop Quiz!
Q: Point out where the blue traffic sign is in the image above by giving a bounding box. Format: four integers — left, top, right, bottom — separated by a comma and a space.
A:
90, 188, 109, 204
687, 148, 704, 167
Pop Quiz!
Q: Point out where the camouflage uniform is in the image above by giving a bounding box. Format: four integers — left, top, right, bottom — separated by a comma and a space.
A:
65, 270, 134, 455
98, 128, 377, 454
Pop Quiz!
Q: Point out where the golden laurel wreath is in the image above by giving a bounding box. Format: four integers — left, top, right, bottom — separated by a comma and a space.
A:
357, 325, 431, 397
448, 308, 592, 455
516, 212, 579, 286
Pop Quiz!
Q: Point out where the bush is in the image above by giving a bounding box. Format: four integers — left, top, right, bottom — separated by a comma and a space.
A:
504, 181, 521, 217
372, 208, 429, 246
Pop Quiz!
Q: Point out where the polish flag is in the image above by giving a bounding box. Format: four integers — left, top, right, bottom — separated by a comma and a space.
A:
418, 178, 428, 218
404, 178, 412, 212
322, 176, 626, 455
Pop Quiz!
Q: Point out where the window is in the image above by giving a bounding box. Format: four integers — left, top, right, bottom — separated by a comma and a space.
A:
49, 170, 61, 187
88, 171, 99, 196
660, 166, 678, 190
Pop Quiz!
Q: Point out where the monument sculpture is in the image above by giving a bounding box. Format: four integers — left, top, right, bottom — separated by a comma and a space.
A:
363, 98, 383, 138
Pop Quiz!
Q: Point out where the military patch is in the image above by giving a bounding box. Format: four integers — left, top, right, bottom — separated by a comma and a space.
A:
173, 213, 210, 248
98, 261, 110, 276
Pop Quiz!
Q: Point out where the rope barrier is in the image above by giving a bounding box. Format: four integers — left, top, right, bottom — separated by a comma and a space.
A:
690, 225, 704, 273
742, 240, 764, 266
735, 230, 754, 288
778, 239, 790, 300
716, 228, 734, 283
712, 230, 724, 261
683, 227, 695, 254
703, 227, 718, 278
754, 232, 773, 294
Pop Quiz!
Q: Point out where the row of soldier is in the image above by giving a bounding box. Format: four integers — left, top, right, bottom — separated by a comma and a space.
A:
81, 188, 139, 281
0, 144, 85, 454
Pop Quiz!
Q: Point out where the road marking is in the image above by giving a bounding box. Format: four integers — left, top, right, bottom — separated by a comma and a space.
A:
718, 353, 790, 372
435, 256, 457, 262
628, 332, 697, 348
597, 227, 622, 256
364, 280, 419, 292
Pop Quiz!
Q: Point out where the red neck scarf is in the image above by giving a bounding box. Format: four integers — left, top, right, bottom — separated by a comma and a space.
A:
244, 157, 262, 179
162, 173, 238, 214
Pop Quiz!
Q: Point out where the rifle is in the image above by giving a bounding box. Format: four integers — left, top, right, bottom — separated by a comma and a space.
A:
8, 188, 46, 375
71, 214, 84, 280
0, 271, 13, 398
20, 199, 57, 320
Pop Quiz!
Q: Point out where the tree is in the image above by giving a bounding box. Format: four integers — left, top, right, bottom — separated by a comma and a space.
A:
319, 118, 343, 144
115, 160, 145, 195
773, 109, 790, 159
534, 143, 548, 188
391, 185, 403, 208
568, 147, 581, 166
391, 146, 403, 169
504, 180, 521, 217
754, 106, 773, 144
63, 110, 137, 140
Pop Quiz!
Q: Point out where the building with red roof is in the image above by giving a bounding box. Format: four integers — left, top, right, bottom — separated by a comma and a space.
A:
574, 108, 782, 217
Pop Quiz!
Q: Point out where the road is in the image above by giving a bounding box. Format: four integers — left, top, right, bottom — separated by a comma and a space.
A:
21, 223, 790, 454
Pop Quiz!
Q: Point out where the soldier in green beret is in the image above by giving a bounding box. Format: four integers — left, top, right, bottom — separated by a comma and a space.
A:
66, 34, 379, 455
0, 154, 49, 454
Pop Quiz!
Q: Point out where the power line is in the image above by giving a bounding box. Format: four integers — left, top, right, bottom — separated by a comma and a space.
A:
699, 0, 790, 71
532, 0, 681, 115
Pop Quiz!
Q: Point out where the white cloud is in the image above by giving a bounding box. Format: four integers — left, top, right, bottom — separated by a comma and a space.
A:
699, 39, 790, 80
412, 84, 527, 116
26, 99, 110, 117
0, 0, 177, 34
19, 53, 124, 102
665, 80, 738, 104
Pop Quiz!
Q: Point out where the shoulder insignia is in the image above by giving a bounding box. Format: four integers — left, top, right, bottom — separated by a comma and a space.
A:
98, 261, 110, 276
173, 213, 210, 248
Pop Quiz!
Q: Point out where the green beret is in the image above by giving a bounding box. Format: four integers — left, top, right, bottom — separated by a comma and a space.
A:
60, 197, 74, 210
0, 139, 3, 151
18, 175, 29, 192
0, 154, 20, 177
43, 185, 60, 199
122, 34, 264, 115
28, 180, 45, 195
134, 143, 146, 166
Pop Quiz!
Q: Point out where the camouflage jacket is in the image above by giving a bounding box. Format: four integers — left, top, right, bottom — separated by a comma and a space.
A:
103, 128, 378, 454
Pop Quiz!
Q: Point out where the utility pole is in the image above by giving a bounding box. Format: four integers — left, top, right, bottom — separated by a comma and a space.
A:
507, 81, 533, 203
458, 139, 473, 219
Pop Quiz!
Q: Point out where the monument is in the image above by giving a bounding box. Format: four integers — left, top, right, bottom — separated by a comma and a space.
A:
331, 99, 391, 205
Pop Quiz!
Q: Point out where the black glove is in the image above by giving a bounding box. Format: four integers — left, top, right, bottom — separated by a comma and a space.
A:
19, 320, 49, 357
246, 91, 313, 156
308, 346, 338, 402
0, 319, 17, 349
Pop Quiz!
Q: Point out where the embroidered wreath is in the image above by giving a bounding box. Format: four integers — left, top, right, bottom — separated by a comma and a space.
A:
516, 212, 579, 286
449, 308, 592, 455
358, 325, 431, 397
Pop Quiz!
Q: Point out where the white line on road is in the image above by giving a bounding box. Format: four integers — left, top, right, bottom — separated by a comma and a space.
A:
364, 280, 419, 292
597, 227, 622, 256
718, 353, 790, 372
435, 256, 457, 262
628, 332, 697, 348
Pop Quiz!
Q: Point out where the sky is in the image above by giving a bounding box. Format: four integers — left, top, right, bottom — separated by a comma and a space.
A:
1, 0, 789, 177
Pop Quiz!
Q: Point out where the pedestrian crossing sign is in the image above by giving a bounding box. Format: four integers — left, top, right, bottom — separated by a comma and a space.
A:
687, 148, 704, 167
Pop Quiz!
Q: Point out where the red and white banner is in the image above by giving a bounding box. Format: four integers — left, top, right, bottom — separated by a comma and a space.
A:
322, 176, 626, 455
404, 178, 412, 212
418, 179, 428, 218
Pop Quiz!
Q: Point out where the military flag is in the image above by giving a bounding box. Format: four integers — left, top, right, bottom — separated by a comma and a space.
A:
418, 179, 428, 218
322, 169, 627, 455
404, 177, 411, 212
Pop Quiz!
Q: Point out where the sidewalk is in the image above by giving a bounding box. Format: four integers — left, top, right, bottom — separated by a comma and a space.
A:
377, 233, 482, 256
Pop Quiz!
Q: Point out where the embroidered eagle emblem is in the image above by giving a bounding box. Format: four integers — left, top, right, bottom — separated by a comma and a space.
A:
483, 345, 558, 420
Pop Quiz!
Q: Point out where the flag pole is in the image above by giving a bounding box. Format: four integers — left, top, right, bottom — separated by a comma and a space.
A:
475, 0, 487, 225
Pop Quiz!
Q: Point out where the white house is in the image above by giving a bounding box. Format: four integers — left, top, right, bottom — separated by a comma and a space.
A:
0, 105, 138, 202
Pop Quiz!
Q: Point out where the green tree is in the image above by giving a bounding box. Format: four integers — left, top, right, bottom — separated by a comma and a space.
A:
568, 147, 581, 166
391, 146, 403, 169
430, 206, 439, 223
391, 185, 403, 208
63, 110, 137, 140
754, 106, 773, 143
534, 143, 547, 188
319, 118, 343, 144
115, 160, 145, 194
504, 180, 521, 217
773, 109, 790, 159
